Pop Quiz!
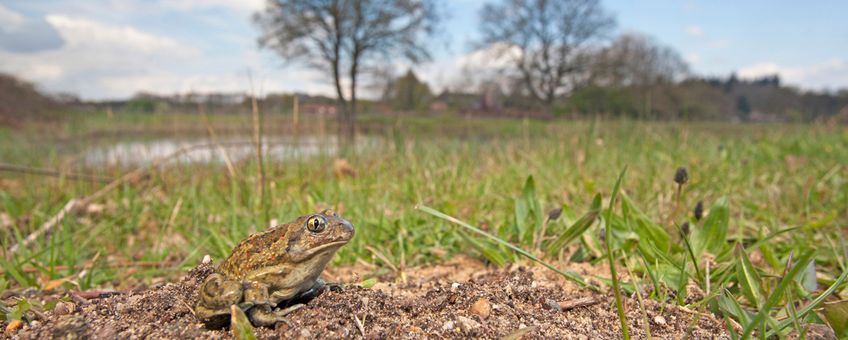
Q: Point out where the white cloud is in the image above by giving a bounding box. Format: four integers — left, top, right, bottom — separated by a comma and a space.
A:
402, 43, 521, 93
738, 59, 848, 91
685, 25, 704, 38
0, 9, 341, 100
685, 52, 701, 64
0, 4, 26, 32
157, 0, 264, 14
45, 15, 196, 56
0, 15, 201, 98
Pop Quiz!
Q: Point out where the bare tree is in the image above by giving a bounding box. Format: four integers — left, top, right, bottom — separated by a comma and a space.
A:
255, 0, 440, 144
478, 0, 615, 108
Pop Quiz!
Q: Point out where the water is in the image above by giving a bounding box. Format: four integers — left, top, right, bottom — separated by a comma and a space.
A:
82, 135, 380, 166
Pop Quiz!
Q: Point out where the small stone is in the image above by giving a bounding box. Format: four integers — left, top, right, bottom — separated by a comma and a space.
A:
127, 294, 143, 306
653, 315, 667, 326
54, 301, 75, 316
545, 299, 562, 312
531, 281, 538, 288
300, 328, 312, 338
450, 282, 461, 291
5, 319, 23, 334
201, 254, 212, 264
456, 316, 480, 332
469, 298, 491, 319
441, 320, 455, 331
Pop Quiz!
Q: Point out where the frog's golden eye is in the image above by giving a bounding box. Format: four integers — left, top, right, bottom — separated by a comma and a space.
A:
306, 215, 326, 233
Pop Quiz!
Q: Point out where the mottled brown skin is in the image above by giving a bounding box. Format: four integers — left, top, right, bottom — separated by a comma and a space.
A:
196, 210, 354, 328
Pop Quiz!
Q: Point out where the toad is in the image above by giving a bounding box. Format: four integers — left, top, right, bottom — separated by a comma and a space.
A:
196, 210, 354, 328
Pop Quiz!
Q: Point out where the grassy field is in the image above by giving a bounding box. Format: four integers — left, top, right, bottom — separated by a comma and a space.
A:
1, 112, 847, 337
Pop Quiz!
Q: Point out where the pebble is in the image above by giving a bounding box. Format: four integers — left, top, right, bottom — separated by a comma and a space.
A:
469, 298, 491, 319
54, 301, 76, 316
456, 316, 480, 332
653, 315, 667, 326
545, 299, 562, 312
450, 282, 461, 291
5, 319, 23, 335
441, 320, 455, 331
201, 254, 212, 264
127, 294, 143, 306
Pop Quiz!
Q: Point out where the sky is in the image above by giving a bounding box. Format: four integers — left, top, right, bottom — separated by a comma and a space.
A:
0, 0, 846, 100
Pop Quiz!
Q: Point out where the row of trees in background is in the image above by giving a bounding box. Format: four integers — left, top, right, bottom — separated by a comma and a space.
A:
254, 0, 848, 135
5, 0, 846, 126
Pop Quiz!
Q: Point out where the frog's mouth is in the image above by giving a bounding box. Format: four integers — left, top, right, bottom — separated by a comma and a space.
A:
299, 241, 348, 261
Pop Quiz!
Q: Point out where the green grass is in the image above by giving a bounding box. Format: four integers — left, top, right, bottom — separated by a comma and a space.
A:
1, 112, 847, 337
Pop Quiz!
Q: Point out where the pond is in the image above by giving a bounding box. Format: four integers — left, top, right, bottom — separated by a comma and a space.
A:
81, 135, 381, 167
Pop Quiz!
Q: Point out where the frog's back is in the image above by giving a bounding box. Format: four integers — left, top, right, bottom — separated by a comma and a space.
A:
217, 224, 293, 278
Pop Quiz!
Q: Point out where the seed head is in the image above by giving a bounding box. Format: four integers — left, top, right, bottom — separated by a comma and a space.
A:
547, 207, 563, 221
693, 201, 704, 221
674, 166, 689, 185
681, 222, 690, 236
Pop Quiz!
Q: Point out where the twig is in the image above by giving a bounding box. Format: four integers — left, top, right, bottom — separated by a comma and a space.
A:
352, 314, 366, 337
178, 297, 197, 316
0, 163, 112, 183
560, 296, 601, 310
73, 290, 124, 299
199, 103, 237, 178
247, 70, 268, 224
164, 198, 183, 232
8, 199, 77, 255
364, 246, 399, 273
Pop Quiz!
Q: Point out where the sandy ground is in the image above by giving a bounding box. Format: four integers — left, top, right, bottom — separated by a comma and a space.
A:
4, 256, 732, 339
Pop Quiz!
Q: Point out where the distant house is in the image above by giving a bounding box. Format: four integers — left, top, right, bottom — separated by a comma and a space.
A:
301, 103, 338, 116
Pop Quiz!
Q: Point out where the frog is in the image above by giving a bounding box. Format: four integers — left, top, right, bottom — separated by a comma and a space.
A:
195, 209, 354, 328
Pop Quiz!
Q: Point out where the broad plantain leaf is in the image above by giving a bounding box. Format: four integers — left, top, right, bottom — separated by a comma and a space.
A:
692, 197, 729, 257
823, 300, 848, 338
545, 193, 602, 256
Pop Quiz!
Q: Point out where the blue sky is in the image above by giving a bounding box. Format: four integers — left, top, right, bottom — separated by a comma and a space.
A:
1, 0, 846, 100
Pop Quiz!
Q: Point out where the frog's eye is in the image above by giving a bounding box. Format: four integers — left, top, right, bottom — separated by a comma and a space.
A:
306, 215, 326, 233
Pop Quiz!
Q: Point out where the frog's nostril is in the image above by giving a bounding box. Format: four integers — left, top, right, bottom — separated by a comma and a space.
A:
341, 221, 354, 234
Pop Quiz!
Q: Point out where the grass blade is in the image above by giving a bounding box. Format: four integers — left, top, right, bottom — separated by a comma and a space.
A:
766, 264, 848, 338
605, 166, 630, 340
741, 250, 814, 338
416, 205, 599, 292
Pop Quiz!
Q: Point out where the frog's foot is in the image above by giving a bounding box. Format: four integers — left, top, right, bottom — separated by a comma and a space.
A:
286, 279, 340, 306
247, 304, 304, 328
324, 281, 344, 292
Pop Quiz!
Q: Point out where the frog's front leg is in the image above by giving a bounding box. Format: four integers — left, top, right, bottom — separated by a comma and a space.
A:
243, 282, 304, 327
247, 303, 305, 327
